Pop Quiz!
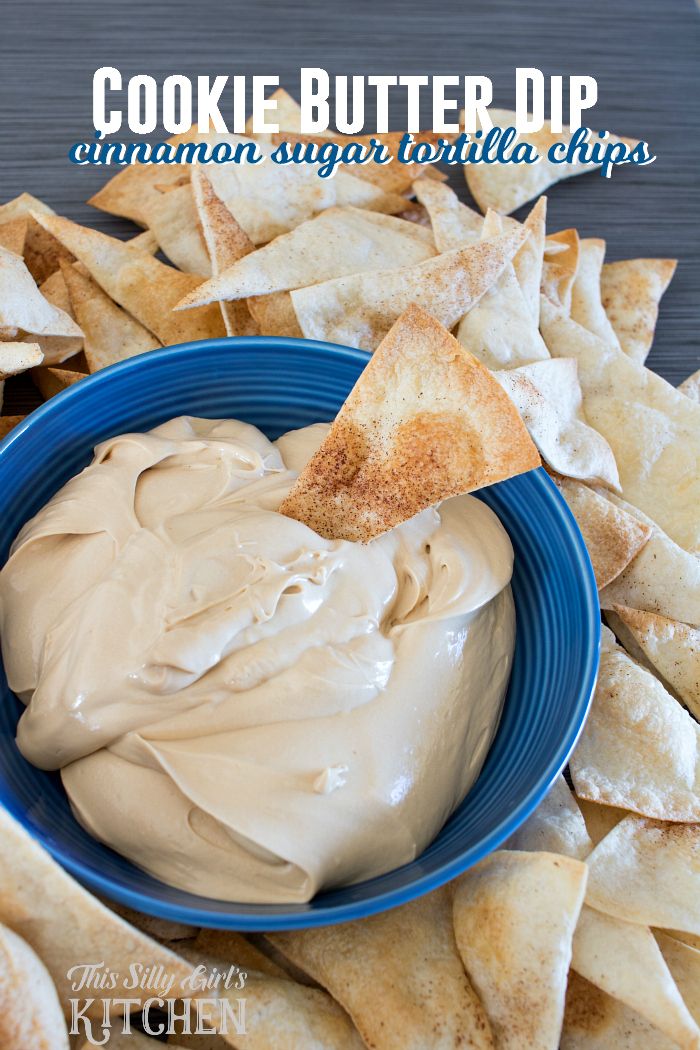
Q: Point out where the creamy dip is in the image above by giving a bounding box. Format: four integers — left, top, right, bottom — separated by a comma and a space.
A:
0, 417, 515, 903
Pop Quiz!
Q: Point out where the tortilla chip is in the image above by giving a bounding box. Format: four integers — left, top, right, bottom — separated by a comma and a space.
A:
541, 229, 580, 310
0, 921, 68, 1050
128, 229, 159, 254
562, 971, 678, 1050
103, 899, 196, 945
611, 605, 700, 720
194, 930, 290, 980
0, 193, 72, 285
679, 368, 700, 403
270, 887, 495, 1050
0, 217, 28, 256
32, 213, 224, 346
280, 304, 539, 541
570, 641, 700, 821
463, 107, 640, 214
0, 806, 192, 1015
0, 342, 43, 378
656, 932, 700, 1026
247, 291, 303, 338
570, 239, 620, 346
178, 206, 435, 308
540, 296, 700, 555
29, 270, 84, 366
456, 209, 550, 368
494, 360, 620, 490
292, 225, 527, 351
413, 178, 483, 250
60, 261, 161, 372
585, 815, 700, 934
576, 797, 628, 848
453, 850, 587, 1050
142, 183, 211, 274
32, 365, 85, 400
506, 774, 593, 859
189, 168, 258, 338
513, 196, 547, 322
0, 247, 83, 339
600, 258, 677, 363
0, 415, 24, 439
547, 475, 651, 588
244, 86, 315, 136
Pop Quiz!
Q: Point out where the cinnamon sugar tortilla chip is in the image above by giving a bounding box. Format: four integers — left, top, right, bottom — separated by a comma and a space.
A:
513, 196, 547, 321
280, 305, 539, 541
190, 168, 258, 338
598, 493, 700, 626
540, 296, 700, 554
128, 229, 159, 254
270, 887, 495, 1050
570, 642, 700, 821
586, 816, 700, 934
244, 86, 316, 136
60, 261, 160, 372
611, 605, 700, 720
571, 907, 700, 1049
0, 342, 43, 378
292, 226, 528, 351
506, 775, 593, 859
32, 365, 85, 400
547, 475, 651, 588
462, 107, 640, 214
195, 930, 290, 980
562, 971, 679, 1050
0, 247, 82, 339
657, 932, 700, 1027
494, 360, 620, 490
0, 193, 72, 285
0, 922, 69, 1050
0, 415, 24, 439
29, 270, 84, 366
570, 239, 620, 346
142, 183, 211, 275
177, 207, 435, 308
412, 178, 483, 250
32, 213, 224, 346
601, 258, 677, 363
248, 291, 303, 338
576, 797, 628, 847
453, 850, 587, 1050
0, 806, 192, 1015
679, 368, 700, 402
541, 229, 580, 310
0, 217, 28, 256
456, 209, 550, 368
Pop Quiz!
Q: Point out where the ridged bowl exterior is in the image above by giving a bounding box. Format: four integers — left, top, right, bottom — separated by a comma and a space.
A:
0, 338, 599, 929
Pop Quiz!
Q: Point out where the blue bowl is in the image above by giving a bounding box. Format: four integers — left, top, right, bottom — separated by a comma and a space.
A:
0, 337, 599, 929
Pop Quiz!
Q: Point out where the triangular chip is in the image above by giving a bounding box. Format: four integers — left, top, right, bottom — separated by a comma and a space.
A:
141, 183, 211, 274
244, 85, 318, 136
547, 474, 651, 588
270, 887, 494, 1050
586, 815, 700, 934
0, 415, 24, 439
60, 261, 161, 372
541, 228, 580, 310
291, 225, 527, 351
570, 239, 620, 346
0, 193, 72, 285
0, 806, 192, 1015
177, 206, 435, 308
506, 774, 593, 859
462, 107, 640, 214
456, 209, 550, 368
190, 167, 258, 337
598, 492, 700, 626
611, 605, 700, 720
679, 368, 700, 403
576, 797, 627, 848
540, 295, 700, 554
570, 640, 700, 820
32, 365, 85, 400
128, 228, 159, 254
657, 932, 700, 1027
29, 269, 84, 366
31, 213, 224, 346
0, 341, 43, 378
0, 922, 68, 1050
247, 291, 303, 338
562, 971, 679, 1050
494, 360, 620, 490
453, 850, 587, 1050
571, 906, 700, 1049
413, 177, 483, 250
0, 217, 28, 256
513, 196, 547, 321
280, 304, 539, 541
0, 247, 83, 339
601, 258, 677, 363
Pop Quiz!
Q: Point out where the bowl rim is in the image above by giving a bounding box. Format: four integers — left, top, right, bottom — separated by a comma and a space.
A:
0, 336, 600, 929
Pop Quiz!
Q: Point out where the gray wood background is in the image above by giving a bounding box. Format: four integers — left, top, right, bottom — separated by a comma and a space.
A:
1, 0, 698, 415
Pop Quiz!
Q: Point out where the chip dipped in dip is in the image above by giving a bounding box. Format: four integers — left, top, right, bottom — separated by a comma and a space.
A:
0, 416, 515, 903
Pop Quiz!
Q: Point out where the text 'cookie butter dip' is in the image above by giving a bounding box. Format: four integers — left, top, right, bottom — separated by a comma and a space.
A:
0, 417, 515, 903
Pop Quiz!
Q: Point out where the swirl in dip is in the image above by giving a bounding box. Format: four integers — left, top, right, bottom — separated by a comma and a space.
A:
0, 417, 515, 903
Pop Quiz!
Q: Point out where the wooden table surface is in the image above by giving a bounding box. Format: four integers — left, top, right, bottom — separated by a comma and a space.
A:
1, 0, 698, 415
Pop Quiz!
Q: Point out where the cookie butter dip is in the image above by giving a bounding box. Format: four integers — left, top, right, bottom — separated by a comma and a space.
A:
0, 417, 515, 903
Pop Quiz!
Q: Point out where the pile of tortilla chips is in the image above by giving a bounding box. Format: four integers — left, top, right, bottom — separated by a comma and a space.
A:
1, 91, 699, 1048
